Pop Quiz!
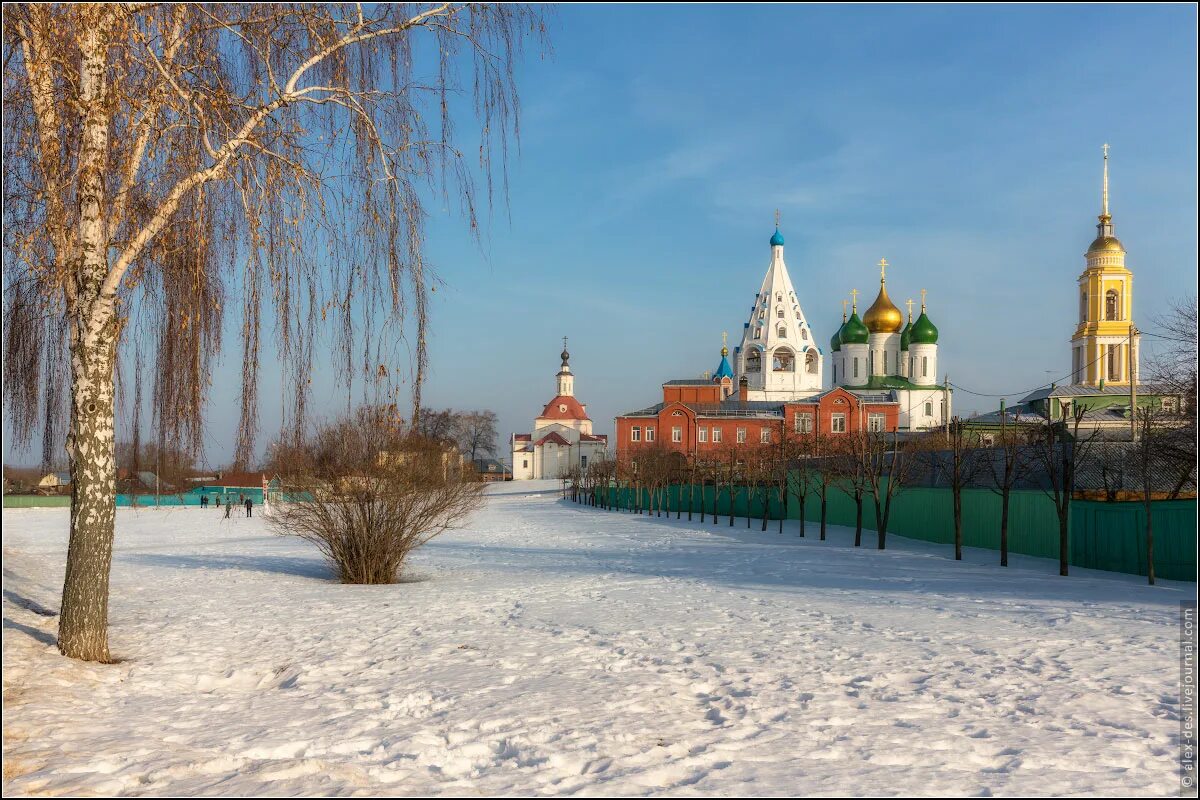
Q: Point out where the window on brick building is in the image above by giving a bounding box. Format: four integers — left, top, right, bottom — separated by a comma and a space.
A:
713, 428, 723, 443
736, 427, 746, 443
698, 428, 708, 442
672, 426, 682, 443
795, 414, 813, 433
831, 413, 846, 433
868, 413, 885, 432
646, 427, 655, 442
760, 428, 771, 443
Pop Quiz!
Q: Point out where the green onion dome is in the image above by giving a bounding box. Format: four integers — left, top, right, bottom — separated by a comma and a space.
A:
910, 310, 938, 345
840, 312, 870, 345
899, 320, 912, 351
830, 322, 843, 352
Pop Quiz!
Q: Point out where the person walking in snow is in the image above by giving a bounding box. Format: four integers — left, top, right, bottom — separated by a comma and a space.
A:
244, 497, 253, 518
224, 499, 232, 519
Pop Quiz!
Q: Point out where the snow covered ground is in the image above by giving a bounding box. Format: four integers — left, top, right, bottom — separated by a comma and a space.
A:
2, 480, 1190, 796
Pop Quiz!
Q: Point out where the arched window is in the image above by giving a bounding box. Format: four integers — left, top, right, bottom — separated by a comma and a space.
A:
1105, 290, 1119, 321
801, 328, 808, 341
805, 350, 818, 374
1080, 290, 1088, 322
746, 349, 762, 373
777, 326, 787, 338
772, 348, 795, 372
776, 306, 784, 319
753, 327, 762, 340
922, 356, 928, 377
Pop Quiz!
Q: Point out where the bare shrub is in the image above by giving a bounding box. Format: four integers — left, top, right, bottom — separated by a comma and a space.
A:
270, 408, 484, 584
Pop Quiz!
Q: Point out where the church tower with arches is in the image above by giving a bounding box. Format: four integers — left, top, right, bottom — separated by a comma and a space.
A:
735, 223, 823, 400
1071, 145, 1139, 387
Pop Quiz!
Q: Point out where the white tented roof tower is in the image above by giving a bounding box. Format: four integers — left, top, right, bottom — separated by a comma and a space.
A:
736, 221, 823, 400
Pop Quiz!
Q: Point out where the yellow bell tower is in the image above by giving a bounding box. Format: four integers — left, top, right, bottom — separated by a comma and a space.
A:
1070, 144, 1138, 386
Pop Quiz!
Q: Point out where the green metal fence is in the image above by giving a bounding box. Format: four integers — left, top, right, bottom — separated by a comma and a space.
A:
3, 494, 72, 508
599, 479, 1196, 581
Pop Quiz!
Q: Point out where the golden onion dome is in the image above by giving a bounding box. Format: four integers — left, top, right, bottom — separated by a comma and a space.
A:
863, 281, 903, 333
1087, 235, 1125, 254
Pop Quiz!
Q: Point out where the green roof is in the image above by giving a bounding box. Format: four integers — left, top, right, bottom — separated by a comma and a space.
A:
840, 312, 869, 344
899, 320, 912, 351
910, 311, 938, 344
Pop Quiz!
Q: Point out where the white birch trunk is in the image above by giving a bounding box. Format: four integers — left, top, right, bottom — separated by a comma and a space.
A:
58, 17, 118, 663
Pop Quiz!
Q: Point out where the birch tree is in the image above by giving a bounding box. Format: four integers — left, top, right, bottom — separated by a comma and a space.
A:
3, 3, 545, 661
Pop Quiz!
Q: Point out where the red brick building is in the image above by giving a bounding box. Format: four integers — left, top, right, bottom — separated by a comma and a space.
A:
615, 378, 899, 460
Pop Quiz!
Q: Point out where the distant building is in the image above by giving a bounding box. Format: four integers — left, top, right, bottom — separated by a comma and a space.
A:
473, 458, 513, 482
37, 471, 71, 490
616, 373, 899, 461
511, 341, 609, 479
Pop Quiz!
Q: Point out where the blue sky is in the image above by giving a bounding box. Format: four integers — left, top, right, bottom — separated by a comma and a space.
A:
4, 4, 1197, 468
413, 4, 1197, 455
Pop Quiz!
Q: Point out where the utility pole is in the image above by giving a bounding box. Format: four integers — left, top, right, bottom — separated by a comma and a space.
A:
1129, 324, 1138, 442
944, 374, 951, 443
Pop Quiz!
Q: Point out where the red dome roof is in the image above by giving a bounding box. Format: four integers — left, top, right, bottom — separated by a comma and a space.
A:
538, 394, 589, 421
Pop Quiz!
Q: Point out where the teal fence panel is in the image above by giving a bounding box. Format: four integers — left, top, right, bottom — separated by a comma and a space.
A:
1071, 499, 1197, 581
610, 478, 1195, 581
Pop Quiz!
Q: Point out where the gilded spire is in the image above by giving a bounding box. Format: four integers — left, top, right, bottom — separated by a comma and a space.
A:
920, 288, 927, 313
1101, 143, 1110, 220
878, 257, 889, 282
842, 298, 848, 321
906, 298, 914, 322
721, 330, 728, 357
850, 288, 859, 313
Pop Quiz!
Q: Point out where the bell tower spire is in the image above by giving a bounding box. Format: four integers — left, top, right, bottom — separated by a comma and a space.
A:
1097, 143, 1115, 239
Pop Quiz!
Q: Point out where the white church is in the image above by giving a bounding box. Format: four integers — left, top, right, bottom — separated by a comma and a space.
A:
511, 342, 608, 480
731, 223, 950, 430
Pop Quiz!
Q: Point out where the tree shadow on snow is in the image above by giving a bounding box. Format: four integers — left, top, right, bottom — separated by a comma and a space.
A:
3, 589, 58, 617
123, 552, 335, 581
3, 617, 58, 647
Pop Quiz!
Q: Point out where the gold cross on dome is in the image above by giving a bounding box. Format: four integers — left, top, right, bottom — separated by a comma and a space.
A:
920, 288, 927, 311
1103, 143, 1109, 158
850, 288, 859, 311
562, 336, 568, 349
775, 208, 780, 228
842, 298, 849, 318
878, 258, 889, 280
906, 298, 914, 320
722, 331, 728, 346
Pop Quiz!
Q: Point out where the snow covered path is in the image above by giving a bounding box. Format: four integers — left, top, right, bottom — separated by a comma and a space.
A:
3, 482, 1189, 796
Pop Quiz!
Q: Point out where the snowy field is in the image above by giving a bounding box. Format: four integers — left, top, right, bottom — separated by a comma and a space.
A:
2, 481, 1190, 796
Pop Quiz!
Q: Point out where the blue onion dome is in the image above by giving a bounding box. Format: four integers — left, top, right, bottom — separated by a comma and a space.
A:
770, 228, 785, 247
840, 312, 869, 345
910, 310, 938, 345
899, 319, 912, 351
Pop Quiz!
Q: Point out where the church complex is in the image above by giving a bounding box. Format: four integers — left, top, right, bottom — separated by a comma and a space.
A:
510, 147, 1172, 475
